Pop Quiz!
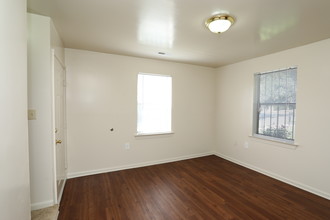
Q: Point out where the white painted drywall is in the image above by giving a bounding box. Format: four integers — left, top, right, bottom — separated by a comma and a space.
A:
215, 38, 330, 199
0, 0, 31, 219
51, 21, 65, 64
28, 13, 54, 209
65, 49, 216, 177
28, 13, 65, 209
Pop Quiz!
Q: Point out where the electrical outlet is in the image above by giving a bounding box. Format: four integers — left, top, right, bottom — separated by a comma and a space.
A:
124, 143, 130, 150
244, 141, 249, 148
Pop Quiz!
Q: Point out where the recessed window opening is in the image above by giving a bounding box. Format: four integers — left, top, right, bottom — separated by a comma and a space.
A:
253, 67, 297, 142
137, 73, 172, 135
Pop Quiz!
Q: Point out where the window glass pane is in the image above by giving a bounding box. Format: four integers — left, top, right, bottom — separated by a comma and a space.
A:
278, 73, 287, 103
259, 75, 266, 103
287, 70, 297, 103
264, 74, 272, 103
257, 105, 265, 134
272, 72, 280, 103
277, 104, 286, 132
259, 104, 271, 135
271, 105, 278, 134
287, 104, 296, 139
137, 73, 172, 134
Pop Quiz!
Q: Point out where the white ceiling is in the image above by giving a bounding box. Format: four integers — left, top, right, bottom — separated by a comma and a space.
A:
27, 0, 330, 67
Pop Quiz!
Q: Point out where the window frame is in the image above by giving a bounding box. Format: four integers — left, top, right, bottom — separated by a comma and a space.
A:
136, 72, 173, 136
252, 67, 297, 145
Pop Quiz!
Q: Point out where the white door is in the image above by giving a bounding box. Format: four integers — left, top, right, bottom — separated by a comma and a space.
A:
54, 53, 67, 203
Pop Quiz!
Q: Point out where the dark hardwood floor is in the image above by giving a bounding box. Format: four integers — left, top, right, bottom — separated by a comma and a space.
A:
58, 156, 330, 220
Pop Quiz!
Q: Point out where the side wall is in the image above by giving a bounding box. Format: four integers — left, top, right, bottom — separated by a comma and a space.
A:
215, 38, 330, 199
28, 13, 65, 210
65, 49, 216, 177
0, 0, 31, 219
28, 13, 53, 209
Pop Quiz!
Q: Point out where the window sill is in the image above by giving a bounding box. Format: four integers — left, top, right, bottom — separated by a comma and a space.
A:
135, 132, 174, 137
249, 134, 298, 149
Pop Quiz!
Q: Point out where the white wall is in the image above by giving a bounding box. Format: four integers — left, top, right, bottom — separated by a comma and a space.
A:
28, 13, 65, 210
215, 38, 330, 199
51, 21, 65, 64
28, 14, 53, 209
65, 49, 216, 177
0, 0, 31, 219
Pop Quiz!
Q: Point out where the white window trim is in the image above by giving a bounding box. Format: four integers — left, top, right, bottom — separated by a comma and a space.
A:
135, 131, 174, 137
249, 134, 298, 148
252, 66, 298, 146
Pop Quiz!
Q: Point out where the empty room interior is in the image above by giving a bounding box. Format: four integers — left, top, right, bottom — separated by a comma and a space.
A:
2, 0, 330, 219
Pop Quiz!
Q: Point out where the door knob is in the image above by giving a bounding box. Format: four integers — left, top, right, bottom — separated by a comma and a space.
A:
56, 140, 62, 144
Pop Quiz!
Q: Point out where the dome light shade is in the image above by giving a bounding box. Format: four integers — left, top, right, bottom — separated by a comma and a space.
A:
205, 14, 235, 34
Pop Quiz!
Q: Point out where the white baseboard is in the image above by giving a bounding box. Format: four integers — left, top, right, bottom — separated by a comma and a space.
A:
213, 152, 330, 200
31, 179, 66, 211
31, 200, 54, 211
68, 152, 214, 179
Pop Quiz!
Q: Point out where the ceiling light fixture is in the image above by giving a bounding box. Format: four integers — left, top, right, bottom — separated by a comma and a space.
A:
205, 14, 235, 34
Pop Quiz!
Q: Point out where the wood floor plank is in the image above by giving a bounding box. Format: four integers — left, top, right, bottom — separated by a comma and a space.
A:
58, 156, 330, 220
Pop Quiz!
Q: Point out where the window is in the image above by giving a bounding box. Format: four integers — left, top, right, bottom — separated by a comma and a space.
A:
137, 73, 172, 135
253, 67, 297, 142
